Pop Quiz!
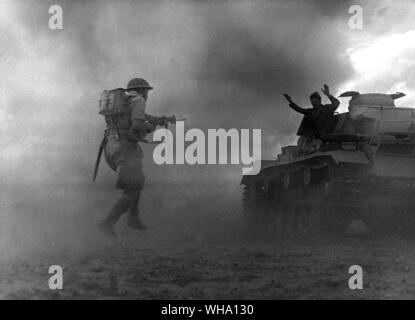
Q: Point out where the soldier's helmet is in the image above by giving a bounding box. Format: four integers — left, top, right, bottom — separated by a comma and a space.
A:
126, 78, 154, 91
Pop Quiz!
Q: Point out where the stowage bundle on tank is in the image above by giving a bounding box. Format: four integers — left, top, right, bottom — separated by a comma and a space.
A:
242, 89, 415, 237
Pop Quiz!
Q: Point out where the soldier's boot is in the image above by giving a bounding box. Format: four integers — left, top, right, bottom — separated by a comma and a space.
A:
127, 215, 147, 230
99, 195, 131, 237
127, 210, 147, 230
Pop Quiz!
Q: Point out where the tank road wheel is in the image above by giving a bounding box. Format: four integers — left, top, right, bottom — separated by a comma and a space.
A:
303, 167, 311, 186
283, 171, 290, 190
302, 165, 331, 188
284, 170, 303, 190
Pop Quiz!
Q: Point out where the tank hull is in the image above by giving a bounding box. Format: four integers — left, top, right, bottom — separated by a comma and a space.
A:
241, 154, 415, 236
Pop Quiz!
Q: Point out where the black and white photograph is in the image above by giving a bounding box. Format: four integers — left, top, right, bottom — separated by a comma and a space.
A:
2, 0, 415, 308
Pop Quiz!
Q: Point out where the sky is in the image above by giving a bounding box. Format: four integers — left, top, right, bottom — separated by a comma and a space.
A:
1, 0, 415, 187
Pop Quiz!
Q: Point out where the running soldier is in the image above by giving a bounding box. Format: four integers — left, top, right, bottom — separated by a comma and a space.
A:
98, 78, 170, 237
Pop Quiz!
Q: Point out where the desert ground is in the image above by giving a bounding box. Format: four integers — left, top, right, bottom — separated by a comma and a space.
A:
1, 181, 415, 300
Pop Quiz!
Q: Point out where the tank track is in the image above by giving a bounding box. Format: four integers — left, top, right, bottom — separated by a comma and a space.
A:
242, 161, 415, 237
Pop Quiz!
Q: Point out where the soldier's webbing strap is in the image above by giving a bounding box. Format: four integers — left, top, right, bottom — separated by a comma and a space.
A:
92, 130, 107, 182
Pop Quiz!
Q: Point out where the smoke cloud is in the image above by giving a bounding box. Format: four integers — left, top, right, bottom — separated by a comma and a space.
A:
1, 0, 357, 186
10, 0, 415, 260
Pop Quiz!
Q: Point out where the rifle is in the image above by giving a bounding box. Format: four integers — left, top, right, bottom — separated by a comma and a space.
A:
145, 115, 186, 128
141, 115, 187, 144
92, 131, 107, 182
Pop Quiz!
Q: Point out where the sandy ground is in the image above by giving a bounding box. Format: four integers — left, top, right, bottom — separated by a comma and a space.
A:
1, 182, 415, 300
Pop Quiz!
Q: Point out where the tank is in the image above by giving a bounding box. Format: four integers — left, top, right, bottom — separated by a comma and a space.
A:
241, 91, 415, 236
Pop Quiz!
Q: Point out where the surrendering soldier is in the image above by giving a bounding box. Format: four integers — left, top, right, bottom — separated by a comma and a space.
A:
98, 78, 162, 237
283, 84, 340, 153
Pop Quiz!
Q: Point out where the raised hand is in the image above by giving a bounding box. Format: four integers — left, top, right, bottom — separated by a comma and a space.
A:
283, 93, 293, 103
321, 84, 330, 96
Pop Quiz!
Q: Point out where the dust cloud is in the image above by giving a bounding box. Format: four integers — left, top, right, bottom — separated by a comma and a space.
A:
0, 0, 354, 265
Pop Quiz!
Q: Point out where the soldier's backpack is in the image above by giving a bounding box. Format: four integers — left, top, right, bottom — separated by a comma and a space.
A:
93, 88, 128, 181
98, 88, 127, 116
98, 87, 130, 142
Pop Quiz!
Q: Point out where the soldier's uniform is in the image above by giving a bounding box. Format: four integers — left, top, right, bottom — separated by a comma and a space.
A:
289, 94, 340, 154
99, 78, 154, 236
104, 91, 147, 190
295, 103, 338, 138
